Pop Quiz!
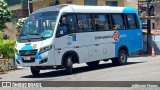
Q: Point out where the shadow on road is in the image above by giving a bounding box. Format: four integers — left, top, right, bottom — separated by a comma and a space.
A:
129, 54, 152, 58
21, 61, 146, 78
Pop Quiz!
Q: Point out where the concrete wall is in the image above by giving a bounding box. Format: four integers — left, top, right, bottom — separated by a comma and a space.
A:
32, 0, 53, 11
151, 34, 160, 55
32, 0, 126, 11
142, 33, 160, 55
124, 0, 138, 9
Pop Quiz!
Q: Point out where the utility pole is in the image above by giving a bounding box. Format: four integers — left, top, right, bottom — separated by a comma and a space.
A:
54, 0, 60, 5
147, 0, 152, 54
28, 0, 30, 15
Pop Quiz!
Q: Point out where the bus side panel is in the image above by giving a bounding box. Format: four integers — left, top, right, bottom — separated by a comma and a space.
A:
76, 31, 115, 62
54, 47, 79, 65
131, 29, 143, 52
115, 7, 143, 57
115, 29, 143, 57
136, 13, 143, 51
54, 36, 79, 65
115, 30, 132, 57
99, 43, 115, 59
54, 31, 116, 65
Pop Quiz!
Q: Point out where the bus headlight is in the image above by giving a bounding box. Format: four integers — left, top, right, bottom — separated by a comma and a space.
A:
40, 44, 52, 54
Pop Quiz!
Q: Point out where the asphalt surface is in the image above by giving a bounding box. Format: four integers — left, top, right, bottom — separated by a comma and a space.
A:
1, 55, 160, 90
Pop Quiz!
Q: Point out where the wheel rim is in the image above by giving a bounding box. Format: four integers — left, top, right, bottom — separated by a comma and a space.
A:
120, 53, 126, 62
65, 56, 73, 74
68, 57, 72, 63
69, 57, 73, 68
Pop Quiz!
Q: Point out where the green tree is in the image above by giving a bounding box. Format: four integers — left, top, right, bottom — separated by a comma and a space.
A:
0, 0, 11, 30
0, 31, 16, 59
16, 18, 26, 32
0, 30, 3, 39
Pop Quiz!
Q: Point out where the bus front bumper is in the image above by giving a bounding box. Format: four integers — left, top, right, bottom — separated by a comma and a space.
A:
15, 51, 55, 66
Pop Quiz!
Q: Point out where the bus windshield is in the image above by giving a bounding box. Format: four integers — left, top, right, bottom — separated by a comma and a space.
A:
19, 11, 58, 42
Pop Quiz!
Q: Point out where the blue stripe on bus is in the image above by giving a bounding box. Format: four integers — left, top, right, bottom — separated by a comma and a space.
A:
36, 52, 42, 59
122, 7, 137, 13
20, 45, 42, 60
114, 7, 143, 57
17, 53, 21, 61
115, 29, 143, 57
21, 45, 33, 50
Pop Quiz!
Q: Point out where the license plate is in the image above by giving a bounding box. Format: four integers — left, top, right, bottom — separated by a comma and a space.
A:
23, 56, 31, 60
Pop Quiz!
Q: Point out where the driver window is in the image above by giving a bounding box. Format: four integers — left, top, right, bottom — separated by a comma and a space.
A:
57, 15, 68, 35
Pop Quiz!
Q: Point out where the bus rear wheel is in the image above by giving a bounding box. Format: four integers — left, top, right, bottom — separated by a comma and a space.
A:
86, 61, 100, 67
64, 56, 73, 74
30, 66, 40, 76
111, 50, 127, 65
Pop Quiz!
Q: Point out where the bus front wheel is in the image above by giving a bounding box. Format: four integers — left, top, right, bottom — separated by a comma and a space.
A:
64, 56, 73, 74
30, 66, 40, 76
111, 50, 127, 65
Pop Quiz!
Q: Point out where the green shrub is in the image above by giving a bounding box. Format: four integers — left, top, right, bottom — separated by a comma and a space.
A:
0, 31, 16, 59
0, 0, 11, 30
0, 31, 3, 39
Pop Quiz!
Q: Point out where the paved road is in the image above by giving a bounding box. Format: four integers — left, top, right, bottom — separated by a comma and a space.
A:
1, 55, 160, 90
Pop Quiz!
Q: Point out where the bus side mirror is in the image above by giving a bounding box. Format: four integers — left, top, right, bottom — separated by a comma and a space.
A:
56, 28, 64, 38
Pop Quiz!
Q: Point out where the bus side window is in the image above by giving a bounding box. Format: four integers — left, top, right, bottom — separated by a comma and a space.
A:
126, 14, 138, 29
94, 14, 109, 31
77, 15, 84, 32
112, 14, 125, 30
77, 20, 84, 31
57, 16, 68, 36
77, 14, 93, 32
93, 15, 100, 31
66, 15, 76, 34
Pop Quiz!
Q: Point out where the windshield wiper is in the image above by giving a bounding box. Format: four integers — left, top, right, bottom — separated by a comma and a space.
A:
30, 33, 45, 40
20, 34, 27, 36
19, 34, 31, 42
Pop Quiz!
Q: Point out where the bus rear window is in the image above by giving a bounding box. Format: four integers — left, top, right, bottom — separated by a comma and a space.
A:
126, 14, 138, 29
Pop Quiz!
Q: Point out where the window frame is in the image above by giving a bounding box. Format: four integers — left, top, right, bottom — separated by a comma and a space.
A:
126, 14, 140, 29
92, 14, 110, 31
56, 12, 141, 38
111, 14, 127, 30
56, 13, 77, 37
65, 14, 77, 34
76, 13, 94, 32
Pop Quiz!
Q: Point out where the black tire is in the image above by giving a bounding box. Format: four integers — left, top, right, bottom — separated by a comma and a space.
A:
86, 61, 100, 67
65, 56, 73, 74
111, 50, 127, 66
30, 66, 40, 76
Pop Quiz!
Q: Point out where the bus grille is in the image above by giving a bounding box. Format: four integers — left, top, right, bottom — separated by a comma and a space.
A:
19, 50, 37, 63
19, 50, 37, 56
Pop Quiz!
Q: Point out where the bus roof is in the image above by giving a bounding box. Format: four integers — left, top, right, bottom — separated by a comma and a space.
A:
32, 4, 137, 15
